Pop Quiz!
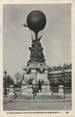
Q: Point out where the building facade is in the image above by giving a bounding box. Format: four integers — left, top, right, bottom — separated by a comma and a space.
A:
48, 64, 72, 93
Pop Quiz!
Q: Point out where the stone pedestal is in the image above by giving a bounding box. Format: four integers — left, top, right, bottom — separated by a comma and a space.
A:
21, 85, 33, 97
7, 86, 14, 97
58, 85, 64, 98
37, 70, 51, 95
22, 68, 51, 97
39, 85, 51, 96
31, 69, 37, 84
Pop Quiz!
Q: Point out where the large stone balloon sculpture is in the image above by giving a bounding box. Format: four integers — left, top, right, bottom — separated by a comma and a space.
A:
27, 10, 46, 39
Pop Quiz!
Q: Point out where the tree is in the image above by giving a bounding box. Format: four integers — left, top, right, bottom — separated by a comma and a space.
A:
3, 75, 14, 88
14, 73, 22, 84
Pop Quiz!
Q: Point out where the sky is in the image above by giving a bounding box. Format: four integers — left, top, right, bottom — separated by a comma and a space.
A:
3, 4, 71, 76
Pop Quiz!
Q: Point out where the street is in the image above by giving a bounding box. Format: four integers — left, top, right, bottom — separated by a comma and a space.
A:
3, 94, 72, 111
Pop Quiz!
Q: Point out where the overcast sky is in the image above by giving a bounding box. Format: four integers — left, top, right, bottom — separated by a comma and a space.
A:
3, 4, 71, 76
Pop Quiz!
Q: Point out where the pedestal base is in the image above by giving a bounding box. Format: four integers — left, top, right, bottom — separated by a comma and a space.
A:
7, 88, 14, 97
22, 63, 50, 98
21, 85, 33, 97
58, 85, 65, 98
39, 85, 51, 96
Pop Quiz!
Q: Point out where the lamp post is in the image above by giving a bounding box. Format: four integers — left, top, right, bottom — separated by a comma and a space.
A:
4, 70, 7, 96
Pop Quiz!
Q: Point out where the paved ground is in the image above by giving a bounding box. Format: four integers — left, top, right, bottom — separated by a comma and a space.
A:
3, 100, 71, 111
3, 94, 72, 111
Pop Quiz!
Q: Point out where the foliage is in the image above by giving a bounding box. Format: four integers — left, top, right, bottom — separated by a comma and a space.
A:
14, 72, 22, 84
3, 75, 14, 88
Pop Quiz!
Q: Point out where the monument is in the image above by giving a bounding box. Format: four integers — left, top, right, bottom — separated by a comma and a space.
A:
22, 10, 50, 97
